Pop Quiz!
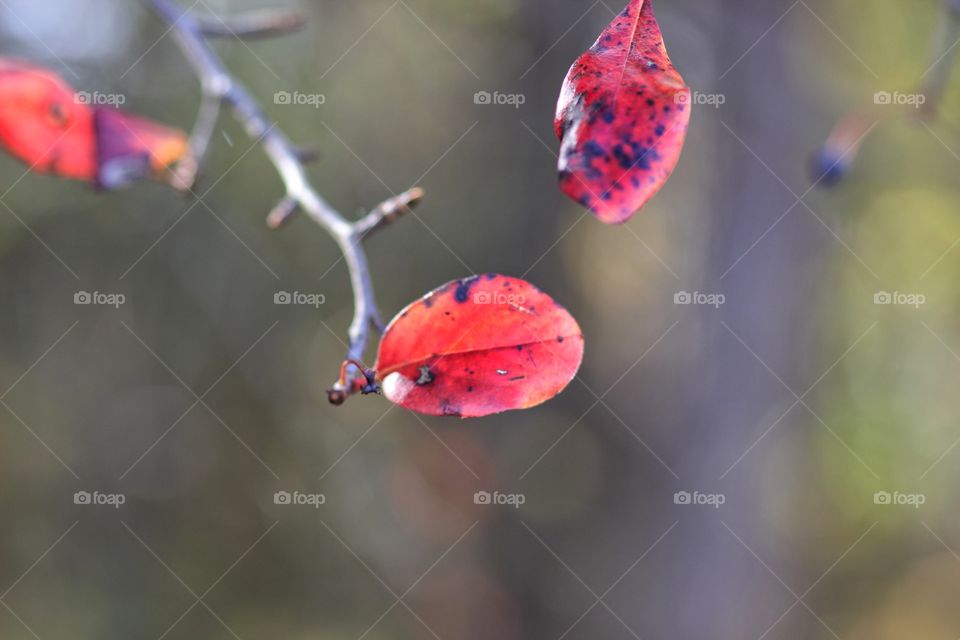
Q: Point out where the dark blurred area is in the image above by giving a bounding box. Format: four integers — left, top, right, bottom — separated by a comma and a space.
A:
2, 0, 960, 638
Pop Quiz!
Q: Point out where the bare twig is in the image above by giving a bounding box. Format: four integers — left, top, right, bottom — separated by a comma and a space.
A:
195, 8, 307, 39
172, 91, 220, 189
148, 0, 421, 403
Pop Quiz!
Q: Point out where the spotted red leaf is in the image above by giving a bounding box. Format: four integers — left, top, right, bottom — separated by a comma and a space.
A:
374, 275, 584, 418
555, 0, 690, 224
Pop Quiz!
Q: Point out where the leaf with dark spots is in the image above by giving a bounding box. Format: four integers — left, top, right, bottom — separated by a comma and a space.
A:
554, 0, 690, 224
374, 275, 584, 418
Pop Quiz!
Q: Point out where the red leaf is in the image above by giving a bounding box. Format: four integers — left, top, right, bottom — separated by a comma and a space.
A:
0, 57, 186, 188
93, 108, 187, 189
375, 275, 584, 418
555, 0, 690, 224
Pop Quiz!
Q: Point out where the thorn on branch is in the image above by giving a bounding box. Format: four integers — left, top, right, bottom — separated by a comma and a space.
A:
292, 145, 320, 163
195, 9, 307, 40
355, 187, 425, 237
267, 196, 301, 229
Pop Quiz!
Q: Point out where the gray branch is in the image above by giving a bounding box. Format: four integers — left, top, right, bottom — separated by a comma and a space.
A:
148, 0, 422, 403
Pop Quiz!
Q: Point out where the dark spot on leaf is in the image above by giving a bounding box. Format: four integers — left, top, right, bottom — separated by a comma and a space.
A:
454, 275, 480, 303
416, 366, 435, 386
582, 140, 605, 160
440, 400, 461, 417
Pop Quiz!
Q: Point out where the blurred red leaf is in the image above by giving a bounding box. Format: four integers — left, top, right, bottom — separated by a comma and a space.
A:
555, 0, 690, 224
375, 274, 584, 418
0, 57, 186, 189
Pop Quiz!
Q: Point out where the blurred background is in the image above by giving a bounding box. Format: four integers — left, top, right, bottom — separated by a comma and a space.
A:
1, 0, 959, 637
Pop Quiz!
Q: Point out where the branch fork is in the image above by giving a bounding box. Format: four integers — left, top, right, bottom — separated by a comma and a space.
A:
148, 0, 422, 403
